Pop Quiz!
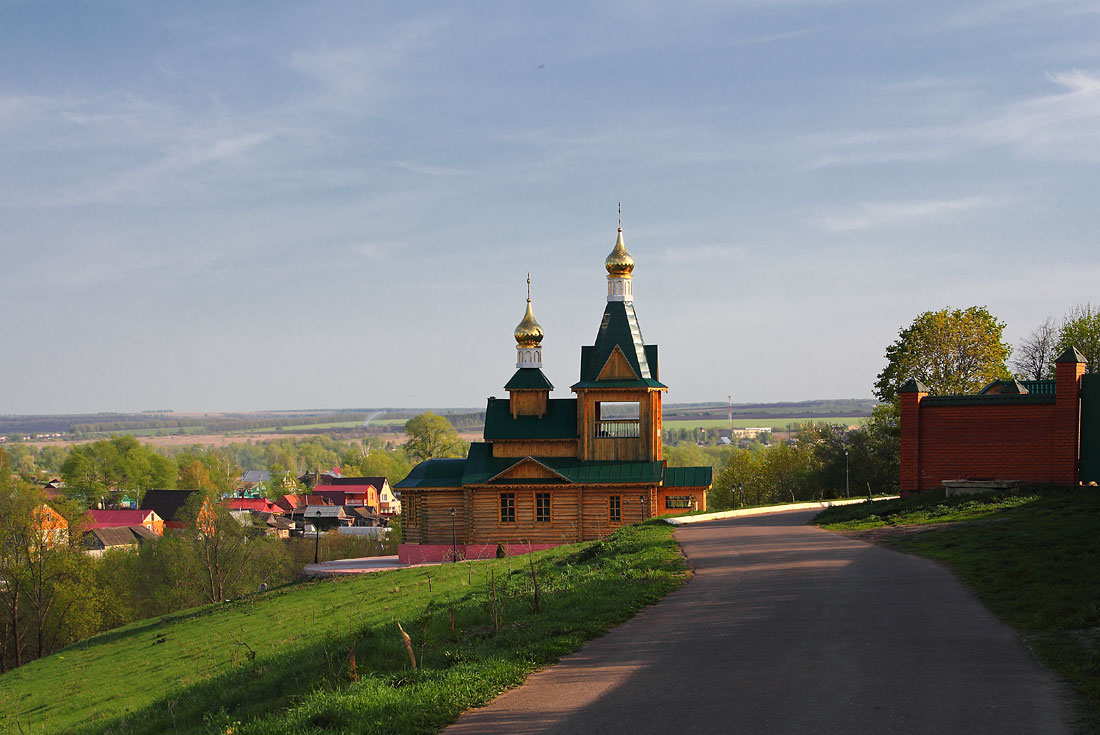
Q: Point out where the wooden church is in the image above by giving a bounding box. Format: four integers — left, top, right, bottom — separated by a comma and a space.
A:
395, 225, 712, 563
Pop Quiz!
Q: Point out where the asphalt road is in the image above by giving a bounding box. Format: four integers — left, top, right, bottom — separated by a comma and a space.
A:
444, 510, 1073, 735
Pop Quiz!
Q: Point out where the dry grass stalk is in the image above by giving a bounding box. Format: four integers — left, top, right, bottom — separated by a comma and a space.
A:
396, 622, 417, 669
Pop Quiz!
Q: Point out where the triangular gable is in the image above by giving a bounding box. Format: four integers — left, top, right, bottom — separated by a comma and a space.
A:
597, 345, 640, 381
489, 457, 571, 483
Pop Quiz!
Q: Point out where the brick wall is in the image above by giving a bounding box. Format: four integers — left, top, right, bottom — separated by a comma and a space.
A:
899, 357, 1085, 493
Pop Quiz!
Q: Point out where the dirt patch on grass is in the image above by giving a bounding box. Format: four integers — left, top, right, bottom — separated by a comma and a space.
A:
834, 525, 930, 546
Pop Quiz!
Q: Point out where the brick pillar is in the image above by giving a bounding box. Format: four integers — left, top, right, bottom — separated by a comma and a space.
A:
899, 379, 929, 495
1054, 347, 1087, 487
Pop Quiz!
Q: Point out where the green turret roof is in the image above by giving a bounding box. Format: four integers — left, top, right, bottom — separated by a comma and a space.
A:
572, 301, 666, 390
504, 368, 554, 391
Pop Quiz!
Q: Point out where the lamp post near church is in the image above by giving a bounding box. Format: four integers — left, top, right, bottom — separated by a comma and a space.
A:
845, 449, 850, 498
450, 507, 458, 563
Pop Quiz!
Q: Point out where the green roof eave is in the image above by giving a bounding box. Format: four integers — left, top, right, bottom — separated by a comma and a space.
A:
570, 378, 667, 390
394, 458, 467, 489
662, 466, 713, 488
504, 368, 554, 391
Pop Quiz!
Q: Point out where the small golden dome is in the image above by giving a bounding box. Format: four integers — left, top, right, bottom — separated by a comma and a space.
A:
514, 298, 544, 348
605, 228, 635, 277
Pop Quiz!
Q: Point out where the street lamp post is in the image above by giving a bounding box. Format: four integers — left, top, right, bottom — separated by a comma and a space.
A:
450, 507, 457, 563
845, 449, 850, 498
311, 522, 320, 564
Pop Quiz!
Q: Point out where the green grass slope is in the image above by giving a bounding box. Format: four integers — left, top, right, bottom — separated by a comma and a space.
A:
815, 489, 1100, 730
0, 522, 686, 735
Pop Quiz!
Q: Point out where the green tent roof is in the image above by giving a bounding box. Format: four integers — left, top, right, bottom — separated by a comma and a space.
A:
483, 397, 578, 441
662, 466, 713, 488
571, 301, 666, 390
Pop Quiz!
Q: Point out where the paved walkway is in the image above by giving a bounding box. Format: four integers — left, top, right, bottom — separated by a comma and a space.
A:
445, 510, 1072, 734
303, 555, 419, 575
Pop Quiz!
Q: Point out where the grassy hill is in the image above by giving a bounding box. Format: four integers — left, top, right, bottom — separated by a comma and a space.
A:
0, 523, 685, 735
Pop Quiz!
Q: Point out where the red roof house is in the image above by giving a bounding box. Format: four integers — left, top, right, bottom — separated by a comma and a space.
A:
85, 509, 165, 535
274, 494, 309, 513
223, 498, 277, 513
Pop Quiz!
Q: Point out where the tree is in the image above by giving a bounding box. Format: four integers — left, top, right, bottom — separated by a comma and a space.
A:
60, 437, 176, 508
874, 306, 1011, 403
178, 459, 213, 491
1055, 303, 1100, 374
178, 492, 253, 604
1012, 316, 1057, 380
0, 481, 96, 669
403, 412, 465, 462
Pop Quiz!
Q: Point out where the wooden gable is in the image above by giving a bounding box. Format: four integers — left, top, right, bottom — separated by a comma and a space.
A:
489, 457, 570, 483
597, 345, 639, 381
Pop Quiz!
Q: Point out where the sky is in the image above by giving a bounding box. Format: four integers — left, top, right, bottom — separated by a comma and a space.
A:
2, 1, 1100, 415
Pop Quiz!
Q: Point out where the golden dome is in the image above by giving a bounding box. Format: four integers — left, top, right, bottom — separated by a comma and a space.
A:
605, 228, 635, 277
514, 298, 544, 348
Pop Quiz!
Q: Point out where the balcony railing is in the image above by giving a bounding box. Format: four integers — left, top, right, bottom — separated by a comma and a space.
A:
595, 420, 641, 438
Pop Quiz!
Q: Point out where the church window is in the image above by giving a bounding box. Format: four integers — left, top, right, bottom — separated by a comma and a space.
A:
535, 492, 551, 522
500, 493, 516, 523
609, 495, 621, 522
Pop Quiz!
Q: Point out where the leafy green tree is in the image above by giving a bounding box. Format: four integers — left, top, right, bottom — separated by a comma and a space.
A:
403, 412, 466, 462
178, 459, 214, 490
875, 306, 1011, 403
61, 437, 176, 509
663, 444, 711, 469
0, 481, 96, 669
1055, 303, 1100, 373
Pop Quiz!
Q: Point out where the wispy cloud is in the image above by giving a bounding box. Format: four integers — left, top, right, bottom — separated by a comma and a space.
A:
393, 161, 467, 177
814, 196, 996, 232
807, 70, 1100, 168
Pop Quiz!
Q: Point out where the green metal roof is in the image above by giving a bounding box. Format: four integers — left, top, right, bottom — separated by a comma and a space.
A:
979, 379, 1056, 396
483, 397, 578, 441
460, 442, 664, 485
662, 466, 713, 487
504, 368, 554, 391
394, 458, 467, 489
571, 301, 667, 390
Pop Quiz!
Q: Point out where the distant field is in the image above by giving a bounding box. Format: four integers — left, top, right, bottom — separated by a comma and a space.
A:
256, 420, 365, 431
664, 417, 868, 431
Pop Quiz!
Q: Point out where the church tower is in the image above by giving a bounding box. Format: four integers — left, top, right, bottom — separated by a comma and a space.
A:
505, 277, 553, 418
572, 224, 666, 462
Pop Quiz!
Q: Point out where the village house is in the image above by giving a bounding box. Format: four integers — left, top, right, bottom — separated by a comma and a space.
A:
33, 503, 69, 547
396, 225, 712, 563
83, 526, 159, 557
140, 489, 215, 532
84, 509, 165, 535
